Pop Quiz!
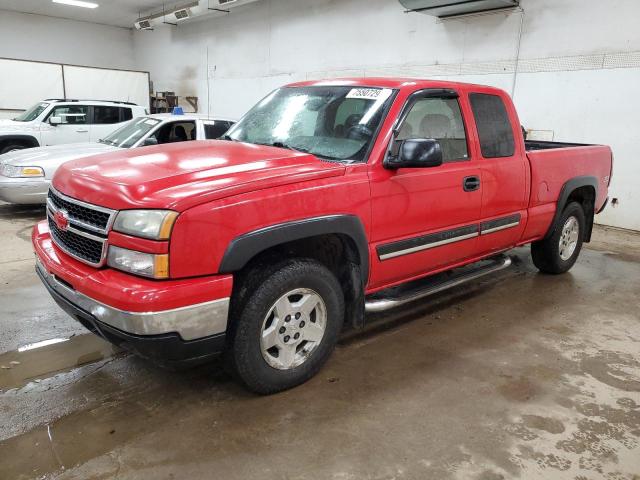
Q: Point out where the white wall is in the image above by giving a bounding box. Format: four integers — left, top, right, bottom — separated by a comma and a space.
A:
0, 9, 135, 69
129, 0, 639, 231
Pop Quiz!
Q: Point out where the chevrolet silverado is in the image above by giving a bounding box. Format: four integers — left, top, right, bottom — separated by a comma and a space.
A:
32, 78, 612, 394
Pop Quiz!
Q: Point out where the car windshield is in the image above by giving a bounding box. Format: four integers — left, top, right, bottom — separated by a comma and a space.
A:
14, 102, 49, 122
225, 86, 394, 162
99, 117, 162, 148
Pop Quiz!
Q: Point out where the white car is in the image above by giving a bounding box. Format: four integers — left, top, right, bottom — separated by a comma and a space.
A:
0, 114, 235, 204
0, 99, 147, 154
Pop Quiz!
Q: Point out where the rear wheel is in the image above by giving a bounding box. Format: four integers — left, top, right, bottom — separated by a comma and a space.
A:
531, 201, 586, 274
227, 259, 344, 394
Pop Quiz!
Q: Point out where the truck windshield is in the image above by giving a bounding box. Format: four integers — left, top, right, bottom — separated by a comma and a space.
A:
99, 117, 162, 148
14, 102, 49, 122
226, 86, 394, 162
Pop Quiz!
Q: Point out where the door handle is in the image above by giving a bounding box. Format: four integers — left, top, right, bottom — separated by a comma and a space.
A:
463, 175, 480, 192
76, 128, 89, 133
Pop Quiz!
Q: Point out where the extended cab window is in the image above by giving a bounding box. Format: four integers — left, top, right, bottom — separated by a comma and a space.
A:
469, 93, 515, 158
48, 105, 88, 125
397, 97, 468, 162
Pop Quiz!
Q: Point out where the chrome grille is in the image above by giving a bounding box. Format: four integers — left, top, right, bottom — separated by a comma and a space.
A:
46, 187, 116, 267
48, 215, 105, 265
47, 187, 115, 234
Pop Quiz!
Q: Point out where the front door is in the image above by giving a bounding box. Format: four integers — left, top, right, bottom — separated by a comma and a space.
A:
369, 90, 482, 290
40, 105, 90, 146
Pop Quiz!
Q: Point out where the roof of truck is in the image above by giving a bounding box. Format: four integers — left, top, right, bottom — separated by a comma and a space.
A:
286, 77, 505, 93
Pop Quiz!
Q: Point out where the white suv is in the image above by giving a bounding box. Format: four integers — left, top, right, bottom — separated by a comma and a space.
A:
0, 99, 147, 154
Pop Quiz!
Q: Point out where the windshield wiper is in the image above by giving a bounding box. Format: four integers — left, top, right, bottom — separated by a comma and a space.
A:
98, 139, 116, 146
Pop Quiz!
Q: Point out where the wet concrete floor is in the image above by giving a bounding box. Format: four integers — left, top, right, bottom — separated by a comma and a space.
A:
0, 202, 639, 479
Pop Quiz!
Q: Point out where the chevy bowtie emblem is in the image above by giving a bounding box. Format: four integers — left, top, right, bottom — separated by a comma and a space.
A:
54, 209, 70, 231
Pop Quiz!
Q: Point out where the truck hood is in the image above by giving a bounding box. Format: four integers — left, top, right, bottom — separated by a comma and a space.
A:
1, 142, 118, 178
52, 140, 346, 211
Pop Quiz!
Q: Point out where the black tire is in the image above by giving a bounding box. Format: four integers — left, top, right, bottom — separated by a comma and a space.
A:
531, 201, 586, 274
227, 258, 344, 394
0, 144, 27, 154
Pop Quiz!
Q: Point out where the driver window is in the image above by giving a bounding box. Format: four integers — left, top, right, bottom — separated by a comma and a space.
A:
150, 121, 196, 144
48, 105, 88, 125
397, 97, 468, 162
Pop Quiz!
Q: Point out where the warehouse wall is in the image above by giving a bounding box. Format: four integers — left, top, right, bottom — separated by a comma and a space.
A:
0, 9, 135, 69
131, 0, 638, 231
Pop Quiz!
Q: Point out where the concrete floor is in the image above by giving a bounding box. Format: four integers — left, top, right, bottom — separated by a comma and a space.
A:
0, 202, 639, 480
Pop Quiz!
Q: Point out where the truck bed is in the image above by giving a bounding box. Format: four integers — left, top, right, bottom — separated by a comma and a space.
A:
525, 140, 592, 151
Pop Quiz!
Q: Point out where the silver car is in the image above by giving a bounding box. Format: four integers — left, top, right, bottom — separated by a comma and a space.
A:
0, 114, 234, 204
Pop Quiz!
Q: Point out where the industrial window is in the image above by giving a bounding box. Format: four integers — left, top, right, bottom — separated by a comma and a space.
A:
204, 121, 231, 139
397, 97, 469, 162
469, 93, 515, 158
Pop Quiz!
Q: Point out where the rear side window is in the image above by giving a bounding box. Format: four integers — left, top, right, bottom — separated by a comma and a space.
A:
93, 106, 121, 124
204, 121, 231, 139
469, 93, 515, 158
93, 106, 132, 124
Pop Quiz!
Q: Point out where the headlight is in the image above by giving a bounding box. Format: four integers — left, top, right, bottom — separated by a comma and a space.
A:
107, 246, 169, 279
113, 210, 178, 240
0, 164, 44, 178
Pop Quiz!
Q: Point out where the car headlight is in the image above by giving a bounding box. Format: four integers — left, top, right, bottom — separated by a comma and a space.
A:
0, 164, 44, 178
113, 210, 178, 240
107, 246, 169, 279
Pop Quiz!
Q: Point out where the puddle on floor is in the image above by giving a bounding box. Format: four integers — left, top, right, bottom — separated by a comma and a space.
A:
0, 334, 119, 391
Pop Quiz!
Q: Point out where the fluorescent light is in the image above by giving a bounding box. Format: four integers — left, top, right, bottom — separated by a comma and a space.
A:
52, 0, 99, 8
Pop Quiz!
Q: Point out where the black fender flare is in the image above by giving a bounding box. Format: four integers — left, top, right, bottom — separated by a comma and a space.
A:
545, 175, 598, 240
0, 134, 40, 149
219, 214, 369, 282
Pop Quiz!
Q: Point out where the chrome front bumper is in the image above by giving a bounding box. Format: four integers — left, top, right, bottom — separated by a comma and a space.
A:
36, 259, 230, 341
0, 177, 49, 204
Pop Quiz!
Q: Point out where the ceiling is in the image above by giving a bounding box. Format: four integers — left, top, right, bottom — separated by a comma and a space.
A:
0, 0, 183, 28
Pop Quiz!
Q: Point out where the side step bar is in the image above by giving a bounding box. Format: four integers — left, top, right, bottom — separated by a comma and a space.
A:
364, 254, 512, 313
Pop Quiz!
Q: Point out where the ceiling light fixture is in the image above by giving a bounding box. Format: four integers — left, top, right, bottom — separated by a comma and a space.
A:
52, 0, 99, 9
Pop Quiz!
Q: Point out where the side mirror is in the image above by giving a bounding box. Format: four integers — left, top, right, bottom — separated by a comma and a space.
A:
143, 137, 158, 146
384, 138, 443, 169
49, 116, 62, 126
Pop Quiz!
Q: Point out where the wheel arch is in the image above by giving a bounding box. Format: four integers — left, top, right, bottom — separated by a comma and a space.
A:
546, 176, 597, 242
0, 134, 40, 150
220, 215, 369, 330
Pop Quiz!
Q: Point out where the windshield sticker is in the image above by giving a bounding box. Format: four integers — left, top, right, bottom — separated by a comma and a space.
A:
144, 119, 158, 125
346, 88, 391, 101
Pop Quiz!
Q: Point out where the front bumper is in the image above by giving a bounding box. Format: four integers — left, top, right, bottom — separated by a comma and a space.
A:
0, 176, 49, 204
33, 221, 233, 363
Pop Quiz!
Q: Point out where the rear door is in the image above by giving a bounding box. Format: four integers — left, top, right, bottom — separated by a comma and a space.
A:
467, 91, 529, 255
369, 89, 483, 289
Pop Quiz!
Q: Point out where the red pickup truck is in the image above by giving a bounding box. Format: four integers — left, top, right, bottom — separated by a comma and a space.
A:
33, 78, 612, 393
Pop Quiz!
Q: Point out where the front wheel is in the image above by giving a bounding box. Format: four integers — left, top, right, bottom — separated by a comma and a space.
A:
227, 259, 344, 394
531, 201, 586, 274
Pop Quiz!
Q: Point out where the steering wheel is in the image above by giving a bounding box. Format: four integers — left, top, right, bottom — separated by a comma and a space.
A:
345, 124, 373, 141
